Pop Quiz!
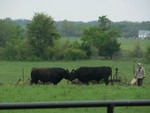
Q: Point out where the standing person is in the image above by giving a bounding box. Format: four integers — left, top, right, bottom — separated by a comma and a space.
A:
135, 63, 145, 86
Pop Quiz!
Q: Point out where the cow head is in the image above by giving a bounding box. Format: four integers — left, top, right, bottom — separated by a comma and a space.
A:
63, 69, 72, 81
69, 69, 77, 81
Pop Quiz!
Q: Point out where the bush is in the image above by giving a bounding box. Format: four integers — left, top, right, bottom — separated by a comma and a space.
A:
43, 46, 54, 60
90, 47, 99, 59
144, 46, 150, 63
130, 43, 144, 58
3, 43, 18, 60
64, 48, 86, 60
0, 47, 5, 60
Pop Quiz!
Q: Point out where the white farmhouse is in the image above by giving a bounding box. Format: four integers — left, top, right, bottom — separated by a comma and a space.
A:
138, 30, 150, 39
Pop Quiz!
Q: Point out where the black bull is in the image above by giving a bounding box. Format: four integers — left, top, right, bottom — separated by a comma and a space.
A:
70, 66, 112, 85
31, 68, 70, 85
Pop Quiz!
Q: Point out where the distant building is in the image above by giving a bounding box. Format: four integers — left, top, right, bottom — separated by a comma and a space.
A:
138, 30, 150, 39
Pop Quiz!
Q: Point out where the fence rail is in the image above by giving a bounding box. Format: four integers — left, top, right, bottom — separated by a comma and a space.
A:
0, 100, 150, 113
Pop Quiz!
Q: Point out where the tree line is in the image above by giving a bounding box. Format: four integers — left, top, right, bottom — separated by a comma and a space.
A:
0, 13, 150, 62
8, 17, 150, 38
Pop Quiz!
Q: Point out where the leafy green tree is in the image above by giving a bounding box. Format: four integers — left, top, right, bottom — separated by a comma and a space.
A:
0, 19, 25, 60
81, 26, 103, 58
98, 16, 111, 30
26, 13, 60, 60
0, 19, 24, 47
0, 19, 10, 47
81, 16, 120, 59
100, 39, 120, 59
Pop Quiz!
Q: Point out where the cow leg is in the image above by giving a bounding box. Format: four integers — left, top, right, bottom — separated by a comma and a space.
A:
31, 79, 38, 84
53, 83, 57, 85
34, 80, 38, 84
53, 82, 58, 85
96, 80, 99, 84
86, 82, 89, 85
104, 78, 109, 85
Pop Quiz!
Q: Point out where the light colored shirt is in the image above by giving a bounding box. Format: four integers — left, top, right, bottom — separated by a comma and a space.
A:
135, 67, 145, 79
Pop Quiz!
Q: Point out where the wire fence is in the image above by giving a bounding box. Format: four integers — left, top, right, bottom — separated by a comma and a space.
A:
0, 68, 30, 84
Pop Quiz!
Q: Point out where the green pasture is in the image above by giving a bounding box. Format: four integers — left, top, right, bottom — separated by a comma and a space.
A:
0, 60, 150, 113
118, 38, 150, 52
0, 60, 149, 84
0, 38, 150, 113
61, 37, 150, 52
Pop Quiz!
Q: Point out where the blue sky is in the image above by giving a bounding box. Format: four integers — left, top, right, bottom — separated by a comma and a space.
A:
0, 0, 150, 22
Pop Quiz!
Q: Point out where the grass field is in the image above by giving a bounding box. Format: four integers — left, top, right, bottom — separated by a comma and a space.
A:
118, 38, 150, 52
61, 37, 150, 52
0, 60, 150, 113
0, 38, 150, 113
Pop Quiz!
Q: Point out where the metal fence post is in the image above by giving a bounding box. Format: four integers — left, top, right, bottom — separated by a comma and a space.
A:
107, 105, 114, 113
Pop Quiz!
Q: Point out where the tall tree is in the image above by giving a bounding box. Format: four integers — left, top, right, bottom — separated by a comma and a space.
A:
0, 19, 24, 47
0, 19, 24, 60
98, 16, 111, 29
26, 13, 60, 60
81, 16, 120, 59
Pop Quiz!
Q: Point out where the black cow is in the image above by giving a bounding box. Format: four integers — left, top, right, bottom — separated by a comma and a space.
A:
31, 67, 70, 85
70, 66, 112, 85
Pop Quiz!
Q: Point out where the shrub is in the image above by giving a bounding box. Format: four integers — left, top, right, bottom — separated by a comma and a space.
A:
90, 46, 99, 59
144, 46, 150, 63
130, 43, 144, 58
64, 48, 86, 60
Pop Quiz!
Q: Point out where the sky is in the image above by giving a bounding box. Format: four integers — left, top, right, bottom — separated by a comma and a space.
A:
0, 0, 150, 22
